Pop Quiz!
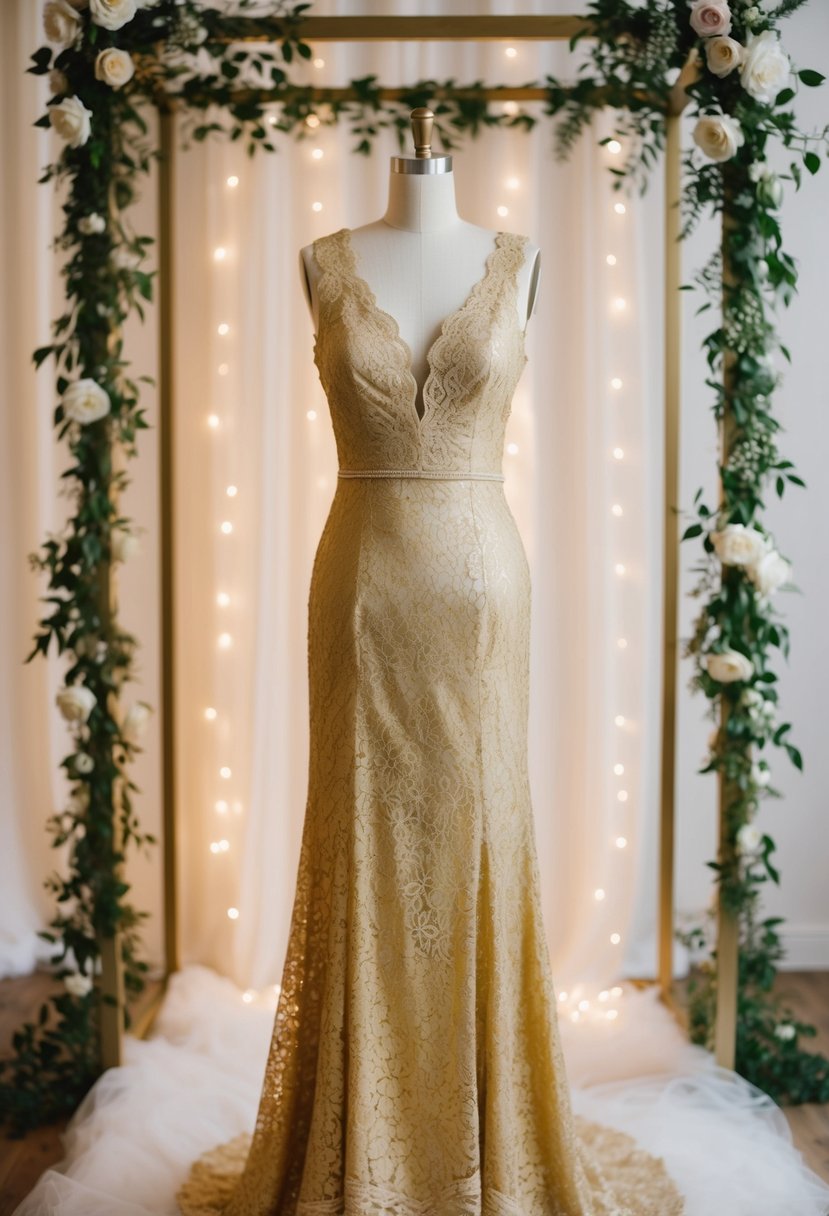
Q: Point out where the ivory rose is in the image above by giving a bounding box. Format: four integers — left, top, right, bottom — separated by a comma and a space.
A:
56, 684, 96, 723
736, 823, 762, 855
49, 95, 93, 149
711, 523, 766, 567
89, 0, 137, 29
706, 649, 754, 683
689, 0, 732, 38
740, 30, 791, 105
111, 526, 140, 562
123, 701, 153, 741
705, 35, 744, 77
74, 752, 95, 774
78, 212, 106, 235
95, 48, 136, 90
692, 113, 744, 162
64, 971, 93, 997
43, 0, 81, 47
62, 378, 111, 424
747, 549, 791, 597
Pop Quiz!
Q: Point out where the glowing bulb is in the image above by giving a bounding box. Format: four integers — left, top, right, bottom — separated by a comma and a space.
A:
305, 113, 320, 129
502, 100, 519, 117
217, 591, 230, 607
204, 707, 217, 721
611, 985, 623, 997
594, 888, 606, 902
615, 562, 625, 575
610, 932, 621, 945
313, 56, 325, 69
218, 363, 229, 376
505, 45, 517, 58
614, 763, 625, 775
207, 414, 220, 428
311, 201, 323, 212
507, 442, 519, 455
617, 789, 629, 803
215, 800, 228, 814
617, 637, 628, 649
607, 139, 622, 154
226, 175, 239, 188
273, 983, 281, 994
611, 377, 623, 390
220, 766, 232, 779
606, 254, 617, 266
611, 504, 623, 517
606, 1008, 619, 1020
218, 322, 230, 336
558, 991, 568, 1002
614, 202, 626, 215
616, 836, 628, 849
614, 715, 626, 727
613, 447, 625, 460
307, 409, 317, 420
242, 990, 254, 1003
311, 147, 324, 160
213, 246, 227, 261
613, 297, 627, 311
268, 115, 277, 127
497, 205, 509, 217
218, 632, 232, 649
221, 521, 233, 535
579, 999, 590, 1011
226, 485, 238, 497
227, 906, 239, 920
505, 176, 520, 190
209, 839, 229, 854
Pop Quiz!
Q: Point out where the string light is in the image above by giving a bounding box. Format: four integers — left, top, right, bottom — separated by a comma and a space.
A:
218, 322, 230, 336
207, 414, 220, 429
614, 202, 626, 215
204, 707, 217, 721
220, 521, 233, 535
307, 409, 317, 420
614, 714, 626, 727
502, 100, 519, 117
218, 632, 232, 649
226, 175, 239, 188
617, 790, 629, 803
613, 297, 627, 312
606, 254, 617, 266
218, 363, 229, 376
507, 441, 519, 455
210, 839, 229, 854
616, 836, 628, 849
613, 446, 625, 460
227, 907, 239, 920
220, 766, 232, 779
213, 246, 227, 261
311, 148, 324, 160
594, 888, 606, 902
505, 45, 517, 58
305, 113, 320, 129
617, 637, 628, 649
614, 763, 625, 775
611, 503, 623, 517
607, 139, 622, 154
313, 57, 325, 69
242, 989, 254, 1002
311, 201, 323, 212
505, 176, 520, 190
215, 800, 228, 815
558, 991, 568, 1002
614, 562, 625, 575
497, 205, 509, 217
217, 591, 230, 607
226, 485, 238, 497
610, 933, 621, 945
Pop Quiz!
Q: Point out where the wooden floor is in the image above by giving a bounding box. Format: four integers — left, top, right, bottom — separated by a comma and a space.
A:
1, 970, 827, 1213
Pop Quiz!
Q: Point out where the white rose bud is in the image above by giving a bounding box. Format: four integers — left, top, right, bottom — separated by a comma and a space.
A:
123, 701, 153, 741
74, 752, 95, 774
111, 526, 140, 562
89, 0, 137, 30
49, 68, 69, 95
43, 0, 82, 47
64, 971, 93, 997
56, 684, 96, 724
95, 48, 136, 90
746, 549, 791, 597
736, 823, 763, 855
711, 523, 767, 567
758, 172, 783, 209
774, 1022, 796, 1041
62, 378, 111, 425
49, 95, 93, 149
706, 650, 754, 683
705, 35, 744, 78
751, 762, 772, 787
112, 246, 141, 270
692, 113, 745, 162
78, 212, 106, 235
740, 30, 791, 105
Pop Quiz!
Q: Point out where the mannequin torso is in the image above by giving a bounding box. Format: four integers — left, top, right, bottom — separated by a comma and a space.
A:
300, 166, 540, 420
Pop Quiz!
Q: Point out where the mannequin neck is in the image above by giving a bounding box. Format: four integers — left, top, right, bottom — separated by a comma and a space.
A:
382, 166, 461, 232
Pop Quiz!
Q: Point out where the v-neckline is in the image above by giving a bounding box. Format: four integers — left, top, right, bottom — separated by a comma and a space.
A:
341, 226, 505, 430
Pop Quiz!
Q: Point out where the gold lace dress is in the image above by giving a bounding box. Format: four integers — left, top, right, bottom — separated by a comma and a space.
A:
176, 227, 684, 1216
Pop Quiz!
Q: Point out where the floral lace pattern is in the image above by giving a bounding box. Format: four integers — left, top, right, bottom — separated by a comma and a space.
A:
176, 226, 684, 1216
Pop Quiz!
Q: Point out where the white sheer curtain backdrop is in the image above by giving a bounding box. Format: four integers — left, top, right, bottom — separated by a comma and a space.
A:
170, 2, 664, 993
0, 0, 665, 995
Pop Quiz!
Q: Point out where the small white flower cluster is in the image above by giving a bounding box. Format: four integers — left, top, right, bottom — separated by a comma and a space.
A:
688, 3, 792, 165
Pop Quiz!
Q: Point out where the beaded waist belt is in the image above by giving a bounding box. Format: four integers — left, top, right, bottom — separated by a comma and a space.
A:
337, 468, 504, 482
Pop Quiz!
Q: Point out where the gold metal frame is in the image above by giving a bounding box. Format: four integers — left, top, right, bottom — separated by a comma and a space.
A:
111, 14, 737, 1073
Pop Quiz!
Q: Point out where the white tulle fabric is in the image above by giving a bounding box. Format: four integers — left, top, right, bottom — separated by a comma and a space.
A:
11, 965, 829, 1216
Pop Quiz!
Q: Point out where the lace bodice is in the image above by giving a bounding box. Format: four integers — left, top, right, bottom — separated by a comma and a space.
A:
311, 227, 529, 475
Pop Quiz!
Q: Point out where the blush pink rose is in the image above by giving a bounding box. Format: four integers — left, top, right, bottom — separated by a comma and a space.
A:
689, 0, 732, 38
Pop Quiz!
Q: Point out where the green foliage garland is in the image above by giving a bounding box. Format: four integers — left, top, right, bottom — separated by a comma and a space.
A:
2, 0, 826, 1133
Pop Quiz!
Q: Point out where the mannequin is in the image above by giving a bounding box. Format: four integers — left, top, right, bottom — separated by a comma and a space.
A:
299, 108, 541, 420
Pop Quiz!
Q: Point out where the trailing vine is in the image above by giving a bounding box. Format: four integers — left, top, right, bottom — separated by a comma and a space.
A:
2, 0, 826, 1132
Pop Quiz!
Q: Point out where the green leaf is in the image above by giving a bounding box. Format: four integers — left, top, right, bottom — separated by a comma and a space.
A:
798, 69, 825, 87
803, 151, 820, 175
